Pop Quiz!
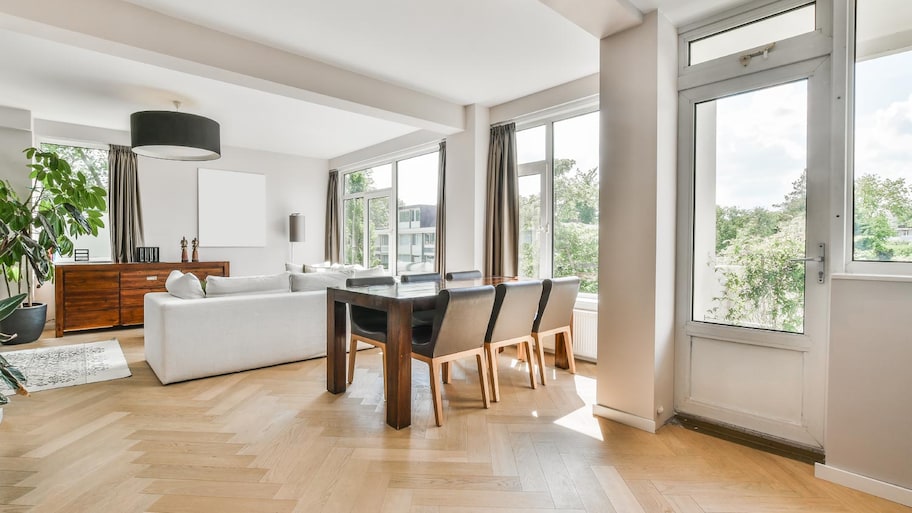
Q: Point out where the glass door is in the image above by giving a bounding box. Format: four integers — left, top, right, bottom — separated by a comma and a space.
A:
676, 58, 830, 447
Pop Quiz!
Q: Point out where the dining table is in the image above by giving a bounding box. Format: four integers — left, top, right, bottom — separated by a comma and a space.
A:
325, 276, 519, 429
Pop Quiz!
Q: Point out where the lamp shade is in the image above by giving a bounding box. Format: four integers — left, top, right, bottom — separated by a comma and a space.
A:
289, 213, 305, 242
130, 110, 221, 161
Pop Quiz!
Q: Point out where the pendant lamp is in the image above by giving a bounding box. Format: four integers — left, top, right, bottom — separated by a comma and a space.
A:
131, 101, 221, 161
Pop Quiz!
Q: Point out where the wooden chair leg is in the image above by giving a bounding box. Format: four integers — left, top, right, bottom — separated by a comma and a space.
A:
524, 338, 537, 390
532, 333, 547, 385
442, 361, 451, 384
516, 342, 528, 362
486, 344, 500, 402
380, 349, 387, 396
347, 337, 358, 384
562, 328, 576, 374
476, 352, 490, 409
429, 361, 444, 427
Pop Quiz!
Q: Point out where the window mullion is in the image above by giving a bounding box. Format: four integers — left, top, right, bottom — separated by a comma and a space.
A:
543, 121, 554, 278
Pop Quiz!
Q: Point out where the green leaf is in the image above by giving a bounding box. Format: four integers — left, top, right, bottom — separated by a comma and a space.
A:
0, 294, 26, 323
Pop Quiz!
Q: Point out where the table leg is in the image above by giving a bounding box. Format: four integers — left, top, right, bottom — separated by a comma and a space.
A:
385, 301, 413, 429
326, 293, 347, 394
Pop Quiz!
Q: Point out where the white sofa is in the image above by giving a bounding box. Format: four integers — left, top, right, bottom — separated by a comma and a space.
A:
143, 269, 378, 385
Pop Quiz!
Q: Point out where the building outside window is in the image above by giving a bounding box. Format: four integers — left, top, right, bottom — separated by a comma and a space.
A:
341, 149, 439, 274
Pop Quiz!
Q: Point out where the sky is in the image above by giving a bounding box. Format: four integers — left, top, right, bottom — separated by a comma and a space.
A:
711, 48, 912, 211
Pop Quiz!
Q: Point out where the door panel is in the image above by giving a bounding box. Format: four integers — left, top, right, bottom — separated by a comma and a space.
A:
676, 58, 830, 447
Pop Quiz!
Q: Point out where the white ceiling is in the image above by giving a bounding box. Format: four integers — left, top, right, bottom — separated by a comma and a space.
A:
0, 0, 755, 159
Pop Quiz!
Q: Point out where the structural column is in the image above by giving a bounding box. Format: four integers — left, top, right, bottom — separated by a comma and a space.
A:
595, 10, 677, 432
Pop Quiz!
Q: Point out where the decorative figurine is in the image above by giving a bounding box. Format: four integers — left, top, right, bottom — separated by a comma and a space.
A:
191, 237, 199, 262
180, 236, 188, 263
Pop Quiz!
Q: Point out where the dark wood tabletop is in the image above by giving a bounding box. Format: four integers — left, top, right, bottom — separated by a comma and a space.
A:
326, 276, 517, 429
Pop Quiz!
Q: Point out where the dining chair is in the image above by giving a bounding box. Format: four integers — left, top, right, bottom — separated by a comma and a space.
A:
400, 272, 441, 283
346, 276, 396, 385
445, 270, 483, 281
532, 276, 580, 385
411, 285, 496, 426
484, 280, 543, 402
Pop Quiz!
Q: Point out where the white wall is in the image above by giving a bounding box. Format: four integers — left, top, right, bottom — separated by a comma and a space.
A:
595, 10, 677, 431
0, 107, 35, 304
445, 104, 488, 272
138, 147, 327, 277
818, 275, 912, 502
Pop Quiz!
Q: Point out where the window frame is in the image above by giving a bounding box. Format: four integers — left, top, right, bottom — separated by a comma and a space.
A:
512, 99, 600, 302
36, 137, 113, 263
678, 0, 832, 90
339, 144, 440, 274
843, 0, 912, 275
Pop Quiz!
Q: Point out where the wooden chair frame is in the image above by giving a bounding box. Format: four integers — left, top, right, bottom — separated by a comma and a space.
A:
411, 347, 491, 427
485, 335, 536, 402
531, 324, 576, 386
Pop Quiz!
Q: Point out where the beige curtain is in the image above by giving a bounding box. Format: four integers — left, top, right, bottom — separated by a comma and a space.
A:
325, 169, 341, 263
435, 141, 446, 276
108, 145, 144, 263
484, 123, 519, 277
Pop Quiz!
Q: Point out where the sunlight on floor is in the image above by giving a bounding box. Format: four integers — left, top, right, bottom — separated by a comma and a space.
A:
553, 373, 604, 441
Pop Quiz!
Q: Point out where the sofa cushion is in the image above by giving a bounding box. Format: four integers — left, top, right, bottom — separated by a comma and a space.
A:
290, 271, 348, 292
285, 262, 304, 273
164, 270, 205, 299
353, 266, 386, 278
206, 272, 290, 297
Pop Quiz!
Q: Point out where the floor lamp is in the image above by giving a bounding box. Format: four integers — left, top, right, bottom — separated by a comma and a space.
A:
289, 213, 305, 263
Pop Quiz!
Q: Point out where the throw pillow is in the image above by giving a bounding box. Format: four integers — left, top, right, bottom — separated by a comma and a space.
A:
205, 272, 291, 297
352, 266, 387, 278
285, 262, 304, 273
164, 270, 205, 299
290, 271, 348, 292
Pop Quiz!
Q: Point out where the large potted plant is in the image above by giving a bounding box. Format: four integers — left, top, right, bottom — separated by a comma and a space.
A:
0, 147, 107, 344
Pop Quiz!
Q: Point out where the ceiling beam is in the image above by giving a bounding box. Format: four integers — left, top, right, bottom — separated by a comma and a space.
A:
0, 0, 465, 134
539, 0, 643, 39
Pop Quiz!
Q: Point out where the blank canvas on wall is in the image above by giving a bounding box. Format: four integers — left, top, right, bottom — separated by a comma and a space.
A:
198, 168, 266, 247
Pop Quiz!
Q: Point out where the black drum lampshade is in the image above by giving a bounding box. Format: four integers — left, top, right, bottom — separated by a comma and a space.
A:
130, 110, 221, 161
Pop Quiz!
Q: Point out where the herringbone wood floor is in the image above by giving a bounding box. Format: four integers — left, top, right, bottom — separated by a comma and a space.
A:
0, 328, 908, 513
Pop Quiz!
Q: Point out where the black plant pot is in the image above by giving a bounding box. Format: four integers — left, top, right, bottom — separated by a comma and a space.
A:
0, 302, 47, 345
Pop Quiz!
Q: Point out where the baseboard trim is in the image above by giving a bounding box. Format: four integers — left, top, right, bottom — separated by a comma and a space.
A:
816, 464, 912, 507
593, 404, 656, 433
674, 414, 824, 464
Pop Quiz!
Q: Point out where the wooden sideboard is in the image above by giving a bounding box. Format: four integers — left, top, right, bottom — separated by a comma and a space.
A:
54, 261, 229, 337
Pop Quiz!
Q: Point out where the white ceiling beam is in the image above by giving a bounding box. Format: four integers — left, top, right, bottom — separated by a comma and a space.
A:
539, 0, 644, 39
0, 0, 465, 134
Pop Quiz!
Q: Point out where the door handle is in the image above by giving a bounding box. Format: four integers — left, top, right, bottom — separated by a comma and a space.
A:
790, 243, 826, 284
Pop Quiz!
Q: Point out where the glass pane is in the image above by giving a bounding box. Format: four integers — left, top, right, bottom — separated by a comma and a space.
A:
343, 197, 363, 265
519, 174, 542, 279
852, 1, 912, 262
396, 152, 438, 274
517, 125, 546, 279
692, 81, 808, 333
368, 196, 390, 269
689, 4, 816, 65
40, 143, 112, 261
343, 164, 392, 195
553, 111, 599, 293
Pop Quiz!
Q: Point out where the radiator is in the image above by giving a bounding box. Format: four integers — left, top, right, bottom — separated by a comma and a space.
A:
540, 308, 598, 362
572, 309, 598, 362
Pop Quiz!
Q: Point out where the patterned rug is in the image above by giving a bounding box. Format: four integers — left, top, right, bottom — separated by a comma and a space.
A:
0, 339, 131, 395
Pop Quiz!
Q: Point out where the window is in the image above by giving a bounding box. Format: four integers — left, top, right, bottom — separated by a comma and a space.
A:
689, 3, 817, 65
341, 149, 439, 273
39, 142, 111, 262
851, 0, 912, 263
516, 109, 599, 294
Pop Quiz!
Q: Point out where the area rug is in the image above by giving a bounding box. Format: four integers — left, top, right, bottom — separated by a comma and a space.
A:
0, 339, 131, 395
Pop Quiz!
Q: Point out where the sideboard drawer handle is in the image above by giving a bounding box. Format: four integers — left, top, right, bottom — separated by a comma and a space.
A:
146, 276, 158, 281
